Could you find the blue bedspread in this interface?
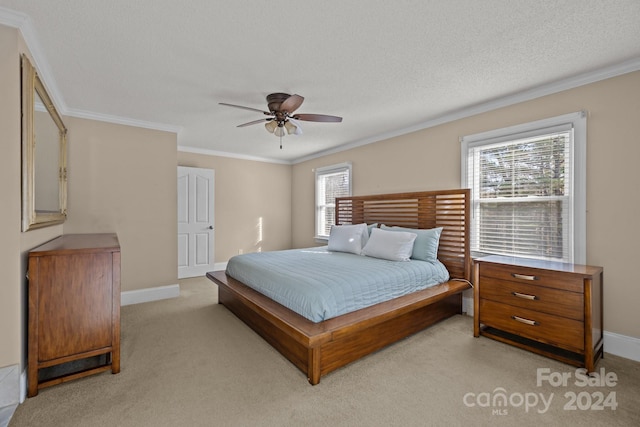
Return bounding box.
[225,246,450,322]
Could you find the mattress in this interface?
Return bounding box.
[225,246,450,322]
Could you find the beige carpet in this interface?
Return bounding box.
[10,276,640,427]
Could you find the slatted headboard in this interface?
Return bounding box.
[335,189,471,281]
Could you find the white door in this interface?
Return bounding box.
[178,166,215,278]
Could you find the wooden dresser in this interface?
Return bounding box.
[27,234,121,397]
[473,255,603,371]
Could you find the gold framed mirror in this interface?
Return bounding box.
[21,54,68,231]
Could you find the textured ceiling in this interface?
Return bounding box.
[2,1,640,163]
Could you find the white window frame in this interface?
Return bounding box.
[315,162,352,241]
[461,112,586,264]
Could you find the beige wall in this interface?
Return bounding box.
[293,71,640,339]
[0,24,24,369]
[0,24,178,371]
[0,25,65,370]
[178,152,292,262]
[64,118,178,292]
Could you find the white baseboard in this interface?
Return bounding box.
[462,291,474,316]
[20,370,25,404]
[0,364,19,426]
[604,331,640,363]
[121,284,180,306]
[178,264,226,280]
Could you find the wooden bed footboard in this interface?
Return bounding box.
[207,189,471,384]
[207,271,470,384]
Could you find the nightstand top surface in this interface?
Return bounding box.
[475,254,602,276]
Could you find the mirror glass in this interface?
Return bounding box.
[21,54,67,231]
[34,91,61,213]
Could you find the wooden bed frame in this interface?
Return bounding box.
[207,189,471,384]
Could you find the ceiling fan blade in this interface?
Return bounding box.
[292,113,342,123]
[219,102,270,115]
[237,118,273,127]
[279,94,304,113]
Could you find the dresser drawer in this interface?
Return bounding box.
[479,277,584,321]
[480,299,584,352]
[480,263,584,293]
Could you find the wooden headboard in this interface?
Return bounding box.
[335,188,471,281]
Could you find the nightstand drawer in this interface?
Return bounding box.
[480,263,584,293]
[480,299,584,352]
[479,278,584,321]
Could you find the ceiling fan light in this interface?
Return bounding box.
[284,120,297,135]
[265,120,277,133]
[288,118,303,135]
[274,125,286,137]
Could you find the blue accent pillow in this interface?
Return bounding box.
[381,225,443,262]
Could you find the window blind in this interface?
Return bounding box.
[466,128,574,262]
[315,163,351,238]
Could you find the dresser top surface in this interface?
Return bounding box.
[475,255,602,276]
[29,233,120,256]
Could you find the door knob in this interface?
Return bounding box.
[208,226,214,230]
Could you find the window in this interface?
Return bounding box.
[461,112,586,264]
[315,162,352,239]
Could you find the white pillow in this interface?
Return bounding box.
[327,223,368,255]
[361,228,417,261]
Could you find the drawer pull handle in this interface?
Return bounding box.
[512,273,537,281]
[511,315,538,326]
[511,291,538,300]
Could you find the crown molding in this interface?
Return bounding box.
[177,145,291,165]
[66,108,182,133]
[1,7,182,136]
[292,57,640,164]
[0,6,25,27]
[4,6,639,164]
[0,7,67,113]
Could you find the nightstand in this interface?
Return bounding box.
[473,255,603,371]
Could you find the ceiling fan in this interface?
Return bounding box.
[219,93,342,148]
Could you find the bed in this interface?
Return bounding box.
[207,188,471,384]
